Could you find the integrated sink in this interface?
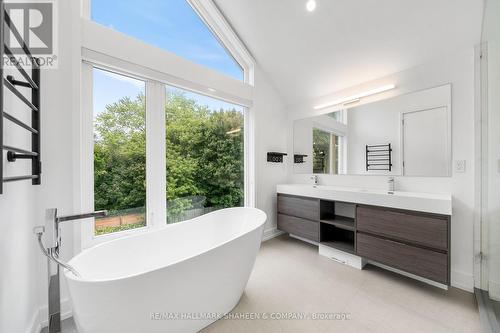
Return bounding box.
[277,184,452,215]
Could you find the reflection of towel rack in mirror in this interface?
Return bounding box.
[366,144,392,171]
[0,3,42,194]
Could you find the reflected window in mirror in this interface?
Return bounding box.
[326,110,346,124]
[313,128,344,174]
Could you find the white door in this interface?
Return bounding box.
[402,107,450,176]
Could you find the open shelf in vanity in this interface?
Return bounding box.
[320,225,355,253]
[319,200,356,254]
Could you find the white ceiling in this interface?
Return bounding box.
[214,0,483,106]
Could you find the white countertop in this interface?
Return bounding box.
[276,184,452,215]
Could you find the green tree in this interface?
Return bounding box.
[165,91,244,216]
[313,128,330,174]
[94,94,146,213]
[94,90,244,224]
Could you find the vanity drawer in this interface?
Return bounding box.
[278,214,319,242]
[356,205,448,250]
[278,194,319,221]
[357,233,448,284]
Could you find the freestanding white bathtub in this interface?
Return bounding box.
[64,207,267,333]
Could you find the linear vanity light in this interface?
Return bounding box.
[313,84,396,110]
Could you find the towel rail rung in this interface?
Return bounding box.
[3,145,38,156]
[3,11,38,65]
[3,175,39,182]
[3,112,38,134]
[4,46,38,89]
[4,79,38,111]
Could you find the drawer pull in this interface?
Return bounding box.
[384,238,407,246]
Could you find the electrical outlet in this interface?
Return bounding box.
[455,160,466,173]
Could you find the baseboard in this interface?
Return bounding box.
[262,227,284,242]
[451,269,475,292]
[28,299,72,333]
[489,280,500,301]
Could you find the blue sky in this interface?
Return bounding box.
[93,69,144,118]
[91,0,243,80]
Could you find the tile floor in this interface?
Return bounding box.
[43,235,481,333]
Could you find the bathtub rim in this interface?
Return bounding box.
[64,207,267,283]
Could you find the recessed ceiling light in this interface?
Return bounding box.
[306,0,316,12]
[207,88,216,92]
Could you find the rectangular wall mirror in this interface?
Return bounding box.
[293,84,452,177]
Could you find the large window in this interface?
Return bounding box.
[81,0,253,247]
[88,67,246,239]
[165,86,245,224]
[91,0,244,81]
[93,68,147,235]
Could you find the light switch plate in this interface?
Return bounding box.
[455,160,466,173]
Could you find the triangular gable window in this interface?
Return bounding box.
[91,0,244,81]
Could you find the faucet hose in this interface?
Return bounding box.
[36,232,82,278]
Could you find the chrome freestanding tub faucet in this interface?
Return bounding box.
[34,208,107,333]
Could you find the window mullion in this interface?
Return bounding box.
[146,81,166,229]
[80,62,95,249]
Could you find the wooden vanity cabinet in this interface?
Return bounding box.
[277,194,319,242]
[356,205,450,285]
[277,193,451,286]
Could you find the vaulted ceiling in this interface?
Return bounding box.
[214,0,483,105]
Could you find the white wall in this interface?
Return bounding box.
[0,70,44,333]
[292,118,314,174]
[0,1,90,332]
[287,49,477,291]
[252,68,288,238]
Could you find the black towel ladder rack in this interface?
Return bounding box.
[0,0,42,194]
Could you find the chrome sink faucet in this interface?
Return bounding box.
[34,208,107,333]
[387,176,395,194]
[310,175,319,186]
